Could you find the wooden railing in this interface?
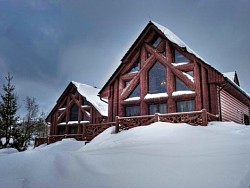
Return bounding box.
[35,109,219,147]
[84,122,115,141]
[35,122,115,147]
[115,109,219,133]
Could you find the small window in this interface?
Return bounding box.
[128,84,140,98]
[174,50,189,63]
[82,113,89,121]
[69,126,78,134]
[186,71,194,77]
[148,61,166,94]
[128,59,140,73]
[162,50,166,57]
[147,52,151,59]
[125,106,140,117]
[148,103,167,115]
[124,80,130,88]
[176,100,195,112]
[60,116,66,123]
[175,77,191,91]
[152,37,162,48]
[70,104,78,121]
[57,127,65,135]
[82,98,90,106]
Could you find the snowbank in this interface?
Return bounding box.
[0,122,250,188]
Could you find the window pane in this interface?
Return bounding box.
[186,71,194,77]
[176,77,191,91]
[148,62,166,94]
[128,84,140,98]
[125,106,140,117]
[152,37,162,48]
[149,103,167,115]
[69,126,78,134]
[175,50,189,63]
[176,100,195,112]
[159,103,167,114]
[128,59,140,73]
[82,113,89,121]
[57,127,65,135]
[70,104,78,121]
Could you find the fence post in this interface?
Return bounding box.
[201,109,208,126]
[115,116,119,133]
[154,113,160,122]
[47,136,50,145]
[82,124,86,141]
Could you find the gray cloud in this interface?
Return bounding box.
[0,0,249,117]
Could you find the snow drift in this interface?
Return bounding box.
[0,121,250,188]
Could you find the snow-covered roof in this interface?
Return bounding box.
[152,21,207,63]
[72,81,108,117]
[223,72,236,82]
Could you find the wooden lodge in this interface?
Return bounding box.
[99,21,250,125]
[36,21,250,147]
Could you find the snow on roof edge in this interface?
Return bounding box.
[71,81,108,117]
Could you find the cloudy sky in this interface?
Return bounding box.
[0,0,249,116]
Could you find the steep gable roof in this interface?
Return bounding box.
[99,21,249,101]
[47,82,108,121]
[72,81,108,116]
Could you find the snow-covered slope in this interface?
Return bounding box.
[0,122,250,188]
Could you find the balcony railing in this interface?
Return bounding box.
[35,109,219,147]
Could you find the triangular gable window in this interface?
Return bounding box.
[174,50,189,63]
[128,84,140,98]
[147,52,151,59]
[128,58,140,73]
[175,77,191,91]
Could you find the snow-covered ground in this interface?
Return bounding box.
[0,121,250,188]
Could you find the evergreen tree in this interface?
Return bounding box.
[0,73,19,148]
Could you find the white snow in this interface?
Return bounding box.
[58,107,66,111]
[172,62,189,66]
[72,81,108,116]
[172,90,195,96]
[153,21,207,64]
[1,121,250,188]
[183,72,194,82]
[124,96,140,101]
[144,92,168,99]
[223,71,236,82]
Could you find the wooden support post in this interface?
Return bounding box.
[154,113,160,122]
[82,124,86,141]
[115,116,119,133]
[201,109,208,126]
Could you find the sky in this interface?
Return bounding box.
[0,0,249,116]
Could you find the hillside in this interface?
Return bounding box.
[0,122,250,188]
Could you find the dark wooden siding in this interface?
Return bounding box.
[221,89,249,124]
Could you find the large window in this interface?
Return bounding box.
[125,106,140,117]
[176,100,195,112]
[148,61,166,94]
[148,103,167,115]
[128,84,140,98]
[175,77,191,91]
[174,50,189,63]
[70,104,78,121]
